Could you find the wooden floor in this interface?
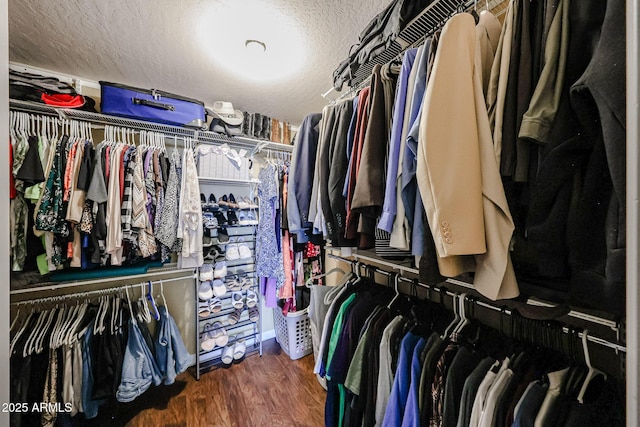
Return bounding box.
[88,339,326,427]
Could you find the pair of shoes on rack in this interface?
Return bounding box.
[203,212,219,229]
[221,333,246,364]
[236,196,258,209]
[213,261,227,279]
[227,307,243,325]
[231,290,258,310]
[203,245,225,262]
[238,210,259,225]
[201,321,228,352]
[198,297,223,318]
[201,193,219,208]
[227,274,252,292]
[226,240,252,261]
[218,194,239,209]
[198,279,227,300]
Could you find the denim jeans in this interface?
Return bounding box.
[116,319,163,403]
[155,305,193,385]
[81,324,104,419]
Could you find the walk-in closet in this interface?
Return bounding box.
[2,0,639,426]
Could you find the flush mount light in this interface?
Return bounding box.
[245,39,267,53]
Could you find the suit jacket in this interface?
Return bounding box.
[416,12,519,300]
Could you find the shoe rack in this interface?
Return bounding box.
[194,177,263,379]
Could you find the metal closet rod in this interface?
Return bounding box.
[327,253,626,353]
[10,275,190,307]
[10,268,196,296]
[326,249,619,331]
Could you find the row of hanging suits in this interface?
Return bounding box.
[310,271,623,427]
[292,0,626,316]
[9,293,192,427]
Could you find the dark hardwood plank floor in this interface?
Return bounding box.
[87,339,326,427]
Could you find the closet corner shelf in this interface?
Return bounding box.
[9,99,293,153]
[198,177,261,185]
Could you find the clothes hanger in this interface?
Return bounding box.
[9,307,21,335]
[33,307,57,355]
[54,302,76,348]
[453,293,470,335]
[386,273,401,309]
[158,279,168,313]
[577,329,607,403]
[125,285,137,325]
[10,310,33,355]
[442,293,460,339]
[305,266,346,288]
[146,281,160,321]
[138,283,152,324]
[22,309,45,356]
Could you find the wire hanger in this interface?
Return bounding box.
[577,329,607,403]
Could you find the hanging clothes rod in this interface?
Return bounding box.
[10,268,196,296]
[326,249,619,331]
[327,252,624,352]
[10,275,188,307]
[329,253,626,353]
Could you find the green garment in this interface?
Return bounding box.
[325,293,357,381]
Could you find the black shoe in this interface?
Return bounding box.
[227,210,239,225]
[214,210,228,225]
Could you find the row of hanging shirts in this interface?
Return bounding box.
[9,111,204,274]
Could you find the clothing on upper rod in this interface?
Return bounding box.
[9,112,205,282]
[292,0,626,316]
[312,268,624,427]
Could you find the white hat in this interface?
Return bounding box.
[210,101,244,126]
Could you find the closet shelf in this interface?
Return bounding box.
[9,99,293,153]
[327,0,505,97]
[9,266,196,297]
[198,177,262,185]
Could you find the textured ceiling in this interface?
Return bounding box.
[9,0,391,125]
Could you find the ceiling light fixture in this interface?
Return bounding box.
[245,39,267,54]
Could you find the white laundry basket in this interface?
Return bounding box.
[273,307,313,360]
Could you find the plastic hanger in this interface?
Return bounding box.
[305,266,346,288]
[146,281,160,321]
[54,303,76,348]
[386,273,401,309]
[158,279,168,313]
[442,293,460,339]
[577,330,607,403]
[111,295,122,334]
[137,283,152,324]
[9,307,21,335]
[10,310,34,356]
[453,293,470,335]
[125,285,137,325]
[33,307,57,355]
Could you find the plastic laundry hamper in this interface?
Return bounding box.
[273,307,313,360]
